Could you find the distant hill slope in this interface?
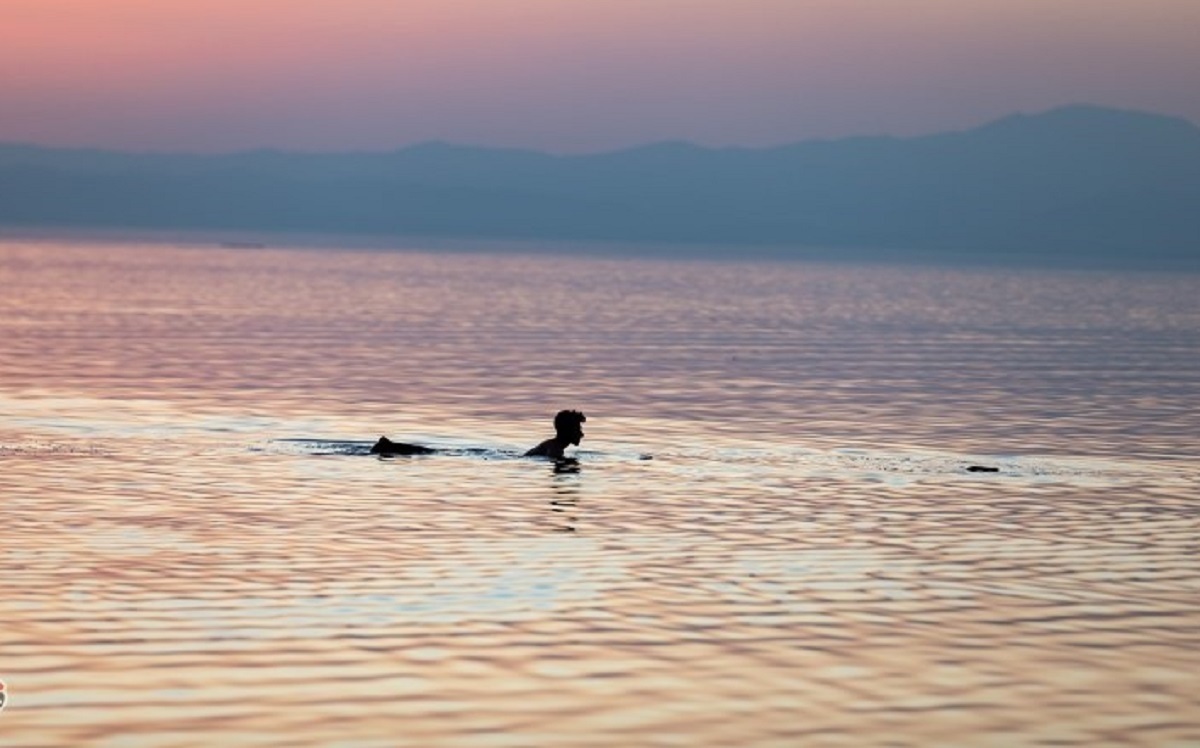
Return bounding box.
[2,104,1198,261]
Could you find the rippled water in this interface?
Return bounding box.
[2,238,1198,746]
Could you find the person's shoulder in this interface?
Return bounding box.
[525,439,557,458]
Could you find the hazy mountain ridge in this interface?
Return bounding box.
[2,104,1198,261]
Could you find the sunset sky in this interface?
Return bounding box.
[3,0,1198,153]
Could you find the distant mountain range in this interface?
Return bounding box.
[2,104,1198,263]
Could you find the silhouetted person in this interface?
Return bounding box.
[525,410,586,459]
[369,410,587,458]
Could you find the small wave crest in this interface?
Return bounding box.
[0,441,107,457]
[265,439,524,460]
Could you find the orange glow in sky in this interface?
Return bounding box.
[2,0,1198,152]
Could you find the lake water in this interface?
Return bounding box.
[1,237,1198,747]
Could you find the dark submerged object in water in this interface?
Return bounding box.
[370,436,436,456]
[967,465,1000,473]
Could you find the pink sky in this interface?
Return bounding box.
[2,0,1198,152]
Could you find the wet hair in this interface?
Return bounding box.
[554,409,586,435]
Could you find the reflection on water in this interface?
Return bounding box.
[2,238,1199,746]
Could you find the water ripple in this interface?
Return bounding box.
[2,239,1198,746]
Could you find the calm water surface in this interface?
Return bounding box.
[2,239,1198,746]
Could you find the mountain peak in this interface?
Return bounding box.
[975,104,1200,139]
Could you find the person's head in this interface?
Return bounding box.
[554,409,586,445]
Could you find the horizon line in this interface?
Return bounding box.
[2,102,1196,159]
